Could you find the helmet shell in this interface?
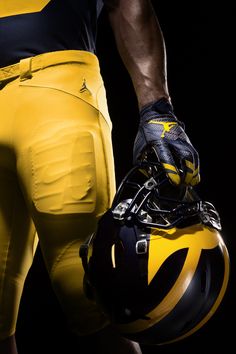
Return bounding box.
[89,211,230,345]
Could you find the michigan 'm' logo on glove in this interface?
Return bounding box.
[133,98,200,186]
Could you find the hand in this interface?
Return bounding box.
[133,98,200,186]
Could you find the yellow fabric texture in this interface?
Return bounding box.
[0,50,116,339]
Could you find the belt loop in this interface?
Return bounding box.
[19,57,33,81]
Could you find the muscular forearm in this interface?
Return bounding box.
[105,0,170,108]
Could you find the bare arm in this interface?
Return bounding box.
[104,0,170,109]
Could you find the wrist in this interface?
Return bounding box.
[140,97,174,115]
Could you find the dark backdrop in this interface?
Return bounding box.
[16,2,234,353]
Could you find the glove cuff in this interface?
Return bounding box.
[139,97,185,129]
[140,97,174,116]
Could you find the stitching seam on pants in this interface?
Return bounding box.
[49,239,79,279]
[19,84,101,114]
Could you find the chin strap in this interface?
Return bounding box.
[79,233,95,273]
[79,233,97,300]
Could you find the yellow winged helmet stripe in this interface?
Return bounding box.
[117,225,229,335]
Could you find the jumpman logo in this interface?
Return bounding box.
[148,121,177,138]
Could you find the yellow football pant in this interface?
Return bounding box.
[0,50,116,340]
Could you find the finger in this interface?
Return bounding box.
[190,166,200,186]
[133,133,147,164]
[163,162,181,185]
[172,139,200,186]
[190,150,201,186]
[153,144,181,185]
[183,159,195,184]
[182,159,200,185]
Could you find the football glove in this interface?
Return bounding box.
[133,98,200,186]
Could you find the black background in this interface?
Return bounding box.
[16,2,234,353]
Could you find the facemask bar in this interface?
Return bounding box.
[112,162,221,231]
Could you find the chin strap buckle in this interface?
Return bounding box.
[136,239,148,254]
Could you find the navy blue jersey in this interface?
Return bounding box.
[0,0,104,67]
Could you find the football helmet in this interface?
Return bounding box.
[80,158,230,345]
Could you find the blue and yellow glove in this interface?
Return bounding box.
[133,98,200,186]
